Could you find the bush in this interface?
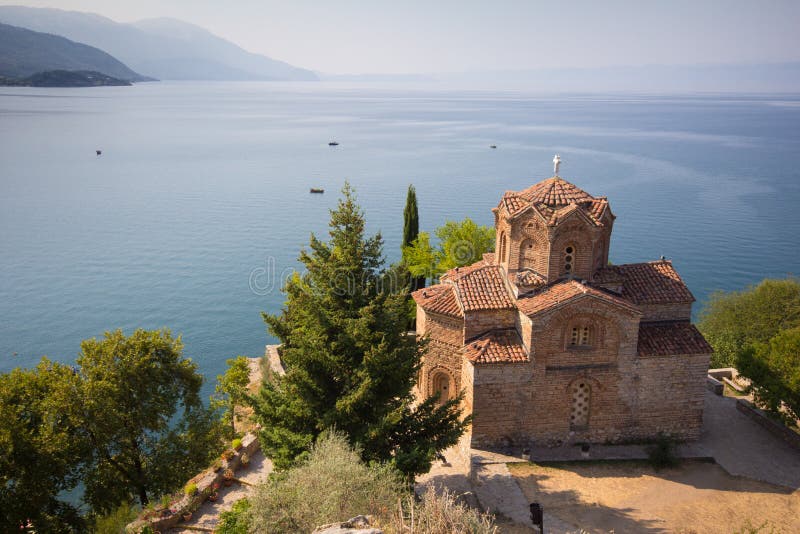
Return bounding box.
[234,432,497,533]
[217,499,251,534]
[394,489,497,534]
[248,432,406,533]
[645,433,679,470]
[92,502,138,534]
[184,482,198,496]
[232,438,243,450]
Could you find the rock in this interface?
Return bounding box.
[312,515,383,534]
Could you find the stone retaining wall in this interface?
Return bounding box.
[736,399,800,452]
[125,433,260,533]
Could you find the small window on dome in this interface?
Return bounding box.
[563,245,575,274]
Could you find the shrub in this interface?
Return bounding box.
[646,433,679,470]
[221,449,235,460]
[92,502,138,534]
[217,499,251,534]
[247,432,406,533]
[232,438,243,450]
[393,489,497,534]
[184,482,198,496]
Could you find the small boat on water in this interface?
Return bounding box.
[310,188,325,194]
[96,149,102,155]
[489,145,497,149]
[328,141,339,146]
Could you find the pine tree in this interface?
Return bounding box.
[402,184,425,291]
[252,183,468,479]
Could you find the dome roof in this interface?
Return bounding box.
[516,176,594,207]
[495,176,611,227]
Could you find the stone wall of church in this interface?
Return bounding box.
[417,308,464,401]
[464,309,517,340]
[632,352,710,440]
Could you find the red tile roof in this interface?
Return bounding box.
[517,280,641,316]
[412,284,463,318]
[517,177,594,206]
[516,269,546,287]
[595,261,695,305]
[497,177,610,227]
[449,263,516,312]
[637,322,713,356]
[463,329,528,364]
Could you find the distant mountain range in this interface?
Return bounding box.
[0,5,317,81]
[0,22,147,82]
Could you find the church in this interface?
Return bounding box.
[412,158,712,449]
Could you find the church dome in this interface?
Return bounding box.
[516,176,594,207]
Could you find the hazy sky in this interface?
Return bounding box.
[2,0,799,74]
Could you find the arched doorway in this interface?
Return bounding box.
[432,372,451,406]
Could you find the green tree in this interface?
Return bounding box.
[252,183,468,479]
[737,327,800,422]
[73,328,223,512]
[402,184,425,292]
[403,217,495,282]
[212,356,251,437]
[0,359,88,532]
[698,277,800,368]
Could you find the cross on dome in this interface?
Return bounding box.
[553,154,562,176]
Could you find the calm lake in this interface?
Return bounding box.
[1,82,799,395]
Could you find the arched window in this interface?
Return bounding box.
[563,245,575,275]
[499,232,507,262]
[570,325,592,347]
[432,372,451,407]
[570,381,591,429]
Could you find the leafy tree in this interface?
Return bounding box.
[212,356,251,437]
[402,184,425,292]
[72,328,223,511]
[0,359,88,532]
[737,327,800,423]
[698,277,800,368]
[252,183,468,479]
[403,217,495,282]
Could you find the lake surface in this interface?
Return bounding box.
[1,82,799,396]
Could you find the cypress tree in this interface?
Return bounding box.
[402,185,425,291]
[252,183,468,479]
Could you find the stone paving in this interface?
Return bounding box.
[170,449,273,533]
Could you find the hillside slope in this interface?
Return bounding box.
[0,6,317,81]
[0,22,147,81]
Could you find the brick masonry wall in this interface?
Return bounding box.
[638,302,693,321]
[417,308,464,401]
[464,309,517,340]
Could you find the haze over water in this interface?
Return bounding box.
[1,82,798,396]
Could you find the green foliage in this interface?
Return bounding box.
[645,433,679,470]
[211,356,251,438]
[402,184,420,249]
[0,359,88,532]
[217,498,251,534]
[74,328,223,513]
[402,184,425,293]
[184,482,198,496]
[737,327,800,423]
[247,433,405,533]
[698,277,800,368]
[91,502,138,534]
[402,218,495,282]
[232,437,243,450]
[253,183,469,479]
[241,433,496,534]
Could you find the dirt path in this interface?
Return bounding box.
[510,460,800,533]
